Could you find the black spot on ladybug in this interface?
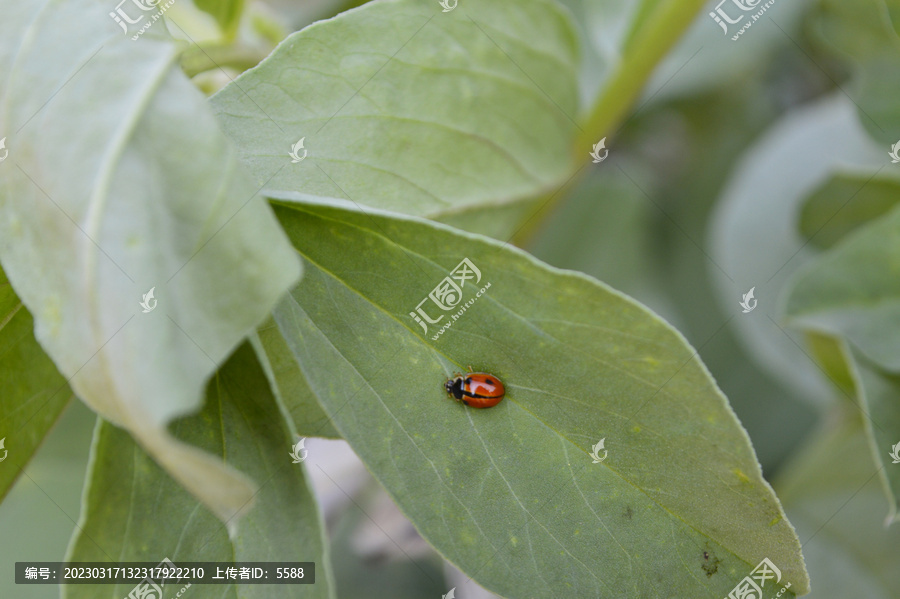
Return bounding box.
[465,377,472,385]
[485,379,494,385]
[462,400,469,406]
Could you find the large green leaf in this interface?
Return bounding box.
[0,264,72,501]
[268,195,808,598]
[776,410,900,598]
[0,0,300,525]
[209,0,579,238]
[798,171,900,249]
[64,342,334,599]
[785,202,900,372]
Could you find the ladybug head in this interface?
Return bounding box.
[444,376,464,400]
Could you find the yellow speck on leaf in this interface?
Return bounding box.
[732,468,751,484]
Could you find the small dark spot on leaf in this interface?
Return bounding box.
[623,506,633,520]
[701,551,720,577]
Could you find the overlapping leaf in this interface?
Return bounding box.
[786,204,900,522]
[0,0,300,525]
[64,342,334,599]
[209,0,579,238]
[268,195,808,598]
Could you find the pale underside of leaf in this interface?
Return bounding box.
[0,0,300,527]
[268,196,808,598]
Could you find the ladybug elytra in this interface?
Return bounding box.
[444,369,505,408]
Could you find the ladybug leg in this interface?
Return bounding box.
[466,364,474,373]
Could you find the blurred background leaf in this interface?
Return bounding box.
[798,172,900,249]
[0,400,95,599]
[776,409,900,598]
[813,0,900,144]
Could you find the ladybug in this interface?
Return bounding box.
[444,368,505,408]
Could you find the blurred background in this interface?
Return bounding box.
[4,0,900,596]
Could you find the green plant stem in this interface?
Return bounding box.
[181,42,269,78]
[577,0,708,152]
[513,0,708,246]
